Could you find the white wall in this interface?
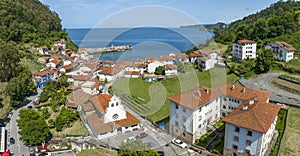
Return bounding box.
[232,42,257,61]
[261,116,277,155]
[104,96,127,123]
[224,123,263,156]
[148,61,164,73]
[121,124,140,133]
[165,69,177,76]
[265,44,294,62]
[97,129,118,140]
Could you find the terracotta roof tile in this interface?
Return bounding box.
[116,112,140,127]
[223,101,281,133]
[81,102,95,112]
[124,71,140,75]
[275,41,296,51]
[237,39,256,43]
[66,102,77,109]
[35,70,49,77]
[86,113,115,134]
[160,55,174,61]
[190,51,201,57]
[165,64,177,70]
[89,94,112,114]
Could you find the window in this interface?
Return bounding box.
[215,114,218,119]
[183,118,186,123]
[111,103,114,107]
[233,145,238,150]
[247,131,252,136]
[175,104,179,109]
[233,136,239,142]
[199,115,202,121]
[246,140,251,146]
[233,153,237,156]
[183,107,186,112]
[223,97,227,101]
[235,127,240,133]
[112,114,119,119]
[223,105,226,109]
[216,106,218,111]
[216,98,218,102]
[175,121,179,126]
[199,107,202,112]
[198,124,201,129]
[183,132,186,137]
[116,102,119,106]
[175,113,178,118]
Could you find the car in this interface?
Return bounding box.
[157,151,164,156]
[123,136,136,143]
[9,137,15,144]
[145,142,154,148]
[29,146,35,156]
[171,139,187,148]
[27,106,33,109]
[135,132,148,139]
[38,152,51,156]
[8,112,13,118]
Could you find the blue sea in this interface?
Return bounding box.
[67,27,213,61]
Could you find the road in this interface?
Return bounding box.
[6,89,42,156]
[239,73,300,105]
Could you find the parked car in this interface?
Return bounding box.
[157,151,164,156]
[29,146,35,156]
[8,112,13,118]
[171,139,187,148]
[145,142,154,148]
[9,137,15,144]
[135,132,148,139]
[123,136,136,143]
[38,152,51,156]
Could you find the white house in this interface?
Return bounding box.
[97,66,124,82]
[82,94,140,139]
[189,51,201,64]
[176,53,189,64]
[38,46,48,55]
[81,81,98,95]
[160,55,174,65]
[165,64,177,76]
[198,50,223,71]
[265,41,295,62]
[168,84,280,156]
[124,71,140,78]
[147,61,164,74]
[232,40,257,61]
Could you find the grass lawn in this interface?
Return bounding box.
[270,108,288,156]
[0,82,11,119]
[111,67,239,122]
[20,58,42,74]
[50,120,88,137]
[77,148,118,156]
[279,107,300,156]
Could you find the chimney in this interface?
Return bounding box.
[242,105,248,110]
[249,100,254,105]
[231,85,235,90]
[241,87,245,93]
[196,91,201,97]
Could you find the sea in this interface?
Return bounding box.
[67,27,213,61]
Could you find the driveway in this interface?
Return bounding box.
[6,89,42,156]
[239,73,300,105]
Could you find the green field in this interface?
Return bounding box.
[280,107,300,156]
[111,67,239,122]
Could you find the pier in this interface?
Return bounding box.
[84,45,132,54]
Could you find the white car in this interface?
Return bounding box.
[123,136,136,143]
[171,139,187,148]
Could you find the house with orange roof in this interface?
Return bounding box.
[168,84,280,156]
[124,71,140,78]
[189,51,201,64]
[147,61,164,74]
[46,58,61,69]
[160,55,174,65]
[175,53,189,64]
[165,64,177,76]
[97,66,124,82]
[77,94,140,139]
[38,46,48,54]
[232,40,257,61]
[265,41,295,62]
[34,70,50,87]
[198,50,224,71]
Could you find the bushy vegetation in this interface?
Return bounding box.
[55,107,79,131]
[271,108,288,156]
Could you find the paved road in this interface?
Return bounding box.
[6,89,42,156]
[239,73,300,105]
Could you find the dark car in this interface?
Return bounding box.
[29,146,35,156]
[9,137,15,144]
[135,132,148,139]
[27,106,33,109]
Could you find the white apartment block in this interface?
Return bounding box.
[265,41,295,62]
[168,84,280,156]
[232,40,257,61]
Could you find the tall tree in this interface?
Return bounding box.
[256,49,275,73]
[17,109,51,145]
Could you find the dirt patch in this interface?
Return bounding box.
[271,78,300,95]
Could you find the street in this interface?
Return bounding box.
[6,89,42,156]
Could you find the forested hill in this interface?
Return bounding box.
[214,0,300,49]
[0,0,76,49]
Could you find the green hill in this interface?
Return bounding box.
[214,0,300,51]
[0,0,76,49]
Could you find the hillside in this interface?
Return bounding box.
[0,0,77,49]
[180,22,227,31]
[214,0,300,51]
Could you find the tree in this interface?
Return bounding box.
[17,109,51,145]
[5,68,36,107]
[55,107,79,131]
[256,49,275,73]
[58,73,68,88]
[0,41,23,82]
[154,66,165,75]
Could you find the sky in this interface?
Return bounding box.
[40,0,279,28]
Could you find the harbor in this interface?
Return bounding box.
[85,45,132,54]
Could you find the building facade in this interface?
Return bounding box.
[232,40,257,61]
[168,84,280,156]
[265,42,295,62]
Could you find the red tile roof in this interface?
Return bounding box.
[223,101,281,133]
[62,63,76,71]
[124,71,140,75]
[89,94,112,114]
[160,55,174,61]
[35,70,50,77]
[116,112,140,127]
[275,41,296,51]
[86,113,115,134]
[190,51,201,57]
[165,64,177,70]
[99,67,122,75]
[168,84,271,110]
[66,102,77,109]
[237,39,256,43]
